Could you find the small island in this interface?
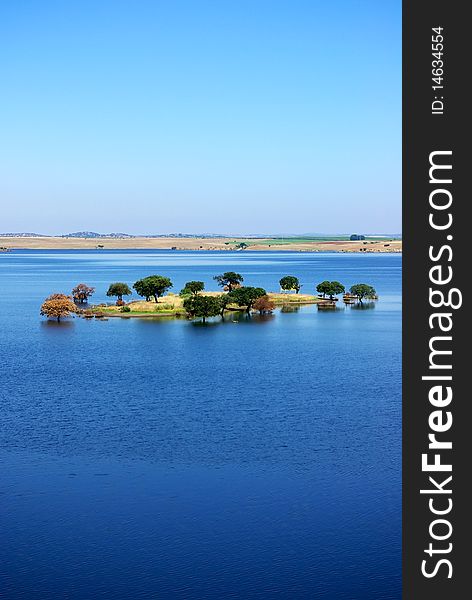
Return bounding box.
[86,291,323,320]
[40,272,378,323]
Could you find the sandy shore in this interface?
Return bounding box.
[0,236,402,253]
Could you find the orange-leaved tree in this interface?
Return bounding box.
[40,293,77,322]
[252,295,276,314]
[72,283,95,304]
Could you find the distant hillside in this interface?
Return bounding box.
[62,232,230,238]
[60,231,136,238]
[0,232,47,237]
[1,231,403,240]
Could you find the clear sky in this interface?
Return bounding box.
[0,0,401,235]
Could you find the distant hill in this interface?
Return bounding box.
[0,232,47,237]
[62,232,231,238]
[60,231,136,238]
[1,231,403,239]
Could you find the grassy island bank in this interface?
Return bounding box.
[84,292,324,319]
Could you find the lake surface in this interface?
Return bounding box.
[0,250,401,599]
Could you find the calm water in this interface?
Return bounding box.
[0,250,401,599]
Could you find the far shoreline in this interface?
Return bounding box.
[0,236,402,253]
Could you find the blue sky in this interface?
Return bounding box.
[0,1,401,235]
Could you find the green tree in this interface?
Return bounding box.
[213,271,244,292]
[180,281,205,296]
[327,281,345,299]
[227,286,266,313]
[235,242,248,250]
[106,282,132,304]
[218,293,232,317]
[316,280,345,300]
[183,295,222,323]
[133,275,173,302]
[316,280,330,298]
[279,275,301,294]
[350,283,377,302]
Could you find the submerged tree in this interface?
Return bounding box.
[316,280,345,300]
[40,293,77,322]
[106,282,132,304]
[279,275,301,294]
[183,295,222,323]
[218,293,232,317]
[72,283,95,304]
[350,283,377,302]
[253,295,276,314]
[213,271,244,292]
[227,286,266,314]
[180,281,205,296]
[133,275,173,302]
[316,281,330,298]
[327,281,345,299]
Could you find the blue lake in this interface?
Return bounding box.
[0,250,401,599]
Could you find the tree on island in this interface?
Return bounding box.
[316,281,330,298]
[213,271,244,292]
[133,275,173,302]
[253,295,276,314]
[350,283,377,302]
[180,281,205,296]
[227,286,266,314]
[279,275,301,294]
[40,293,77,322]
[72,283,95,304]
[183,295,222,323]
[106,282,132,305]
[316,280,345,300]
[235,242,248,250]
[218,293,232,317]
